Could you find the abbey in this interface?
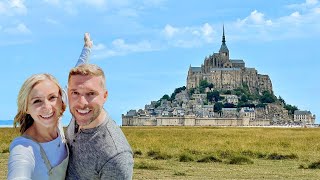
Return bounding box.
[122,26,316,127]
[187,26,272,94]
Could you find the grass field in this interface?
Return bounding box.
[1,126,320,179]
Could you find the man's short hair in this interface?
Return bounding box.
[68,64,106,88]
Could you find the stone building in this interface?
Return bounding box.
[186,26,273,94]
[294,110,316,124]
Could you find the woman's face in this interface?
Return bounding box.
[27,79,63,128]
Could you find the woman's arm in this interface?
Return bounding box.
[7,143,35,180]
[75,33,93,67]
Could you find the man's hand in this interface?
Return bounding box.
[84,33,93,48]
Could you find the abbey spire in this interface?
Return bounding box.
[219,25,229,58]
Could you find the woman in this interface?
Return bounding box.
[7,33,92,180]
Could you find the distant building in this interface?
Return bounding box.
[294,110,316,124]
[186,26,272,94]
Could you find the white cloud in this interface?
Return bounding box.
[92,39,157,59]
[3,23,31,34]
[163,24,179,38]
[161,23,216,48]
[201,23,214,43]
[43,0,60,6]
[286,0,318,10]
[0,0,27,16]
[81,0,107,9]
[93,43,106,51]
[45,17,60,25]
[237,10,273,26]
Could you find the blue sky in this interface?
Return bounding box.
[0,0,319,125]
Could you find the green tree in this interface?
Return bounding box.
[170,86,186,100]
[214,102,223,112]
[278,96,286,105]
[161,94,170,101]
[259,91,276,104]
[207,90,220,102]
[224,103,235,108]
[284,104,298,115]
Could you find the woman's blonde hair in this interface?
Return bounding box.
[14,74,66,134]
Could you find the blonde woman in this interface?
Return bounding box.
[7,33,92,180]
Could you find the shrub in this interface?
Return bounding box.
[197,155,222,163]
[153,153,172,160]
[147,150,160,157]
[174,171,187,176]
[218,150,234,159]
[229,156,253,165]
[267,153,298,160]
[134,161,160,170]
[308,161,320,169]
[2,148,9,153]
[147,150,172,160]
[240,150,256,158]
[179,153,194,162]
[133,149,143,157]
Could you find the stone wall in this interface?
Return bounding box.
[122,115,270,126]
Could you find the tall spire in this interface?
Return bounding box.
[222,24,226,45]
[219,25,229,54]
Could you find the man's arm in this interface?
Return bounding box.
[75,32,93,67]
[99,152,134,180]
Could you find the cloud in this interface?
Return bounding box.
[92,39,158,59]
[43,0,60,6]
[161,23,216,48]
[236,10,273,27]
[45,17,60,25]
[201,23,214,43]
[286,0,318,10]
[0,0,27,16]
[3,23,31,34]
[163,24,178,38]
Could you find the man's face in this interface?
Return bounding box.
[68,75,108,127]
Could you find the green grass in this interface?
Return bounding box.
[1,126,320,179]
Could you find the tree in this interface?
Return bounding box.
[214,102,223,112]
[284,104,298,115]
[224,103,235,108]
[278,96,286,105]
[207,90,220,102]
[240,94,248,103]
[189,88,195,96]
[170,86,186,100]
[259,91,276,104]
[161,94,170,101]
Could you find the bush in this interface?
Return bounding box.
[267,153,298,160]
[174,171,187,176]
[179,153,194,162]
[133,149,143,157]
[240,150,256,158]
[153,153,172,160]
[147,150,172,160]
[308,161,320,169]
[229,156,253,165]
[134,161,160,170]
[218,150,234,159]
[147,150,160,157]
[197,155,222,163]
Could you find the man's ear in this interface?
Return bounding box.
[104,90,108,102]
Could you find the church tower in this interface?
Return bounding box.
[219,25,229,60]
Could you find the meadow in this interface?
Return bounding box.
[1,126,320,179]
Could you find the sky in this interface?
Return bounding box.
[0,0,319,125]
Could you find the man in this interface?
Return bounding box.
[65,49,134,178]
